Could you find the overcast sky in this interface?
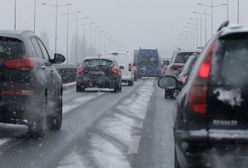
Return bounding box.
[0,0,247,58]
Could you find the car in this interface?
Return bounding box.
[103,52,134,86]
[159,22,248,168]
[177,54,198,84]
[166,50,199,77]
[163,54,197,99]
[76,57,122,92]
[0,30,65,137]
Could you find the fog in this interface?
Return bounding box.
[0,0,248,60]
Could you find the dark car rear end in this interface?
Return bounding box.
[76,58,122,92]
[174,27,248,167]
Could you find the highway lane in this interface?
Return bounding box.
[0,80,145,168]
[0,78,176,168]
[57,79,175,168]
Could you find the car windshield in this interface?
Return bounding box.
[174,52,193,63]
[1,1,248,168]
[0,37,25,58]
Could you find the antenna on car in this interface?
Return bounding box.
[217,20,230,32]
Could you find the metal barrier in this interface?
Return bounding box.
[54,64,77,84]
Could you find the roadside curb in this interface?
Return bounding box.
[63,82,76,90]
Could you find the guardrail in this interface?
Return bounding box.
[54,64,77,84]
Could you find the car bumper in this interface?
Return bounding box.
[175,129,248,167]
[0,95,41,125]
[76,76,120,88]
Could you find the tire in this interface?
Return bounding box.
[76,85,85,92]
[175,147,181,168]
[49,93,62,130]
[28,93,48,137]
[128,81,134,86]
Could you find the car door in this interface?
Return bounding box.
[30,37,50,93]
[36,38,59,103]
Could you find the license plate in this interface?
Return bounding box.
[91,71,104,75]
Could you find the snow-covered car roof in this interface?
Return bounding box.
[220,25,248,37]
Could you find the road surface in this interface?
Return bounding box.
[0,78,175,168]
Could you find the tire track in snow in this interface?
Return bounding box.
[58,79,155,168]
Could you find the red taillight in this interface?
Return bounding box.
[4,58,35,71]
[112,66,119,74]
[182,75,188,83]
[188,41,216,114]
[1,89,34,96]
[77,66,84,74]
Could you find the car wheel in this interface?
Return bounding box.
[119,85,122,92]
[28,93,48,137]
[49,93,62,130]
[76,85,85,92]
[175,148,181,168]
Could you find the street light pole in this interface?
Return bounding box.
[211,0,213,36]
[227,0,229,20]
[198,2,227,37]
[42,1,71,54]
[14,0,17,30]
[237,0,240,23]
[55,0,58,53]
[34,0,36,32]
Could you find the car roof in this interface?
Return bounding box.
[220,25,248,37]
[83,57,116,61]
[0,29,35,40]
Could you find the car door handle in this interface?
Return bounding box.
[41,65,45,70]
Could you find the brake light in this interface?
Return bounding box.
[112,66,119,74]
[182,75,188,83]
[77,66,84,74]
[1,89,34,96]
[188,41,216,114]
[4,58,35,71]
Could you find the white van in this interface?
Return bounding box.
[103,52,134,86]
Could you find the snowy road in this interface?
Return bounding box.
[0,79,175,168]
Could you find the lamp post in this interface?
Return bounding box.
[198,2,227,36]
[193,11,210,45]
[237,0,240,23]
[33,0,36,32]
[63,10,81,64]
[14,0,17,30]
[42,1,71,53]
[184,26,195,49]
[186,23,198,47]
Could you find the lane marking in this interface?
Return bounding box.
[128,135,141,155]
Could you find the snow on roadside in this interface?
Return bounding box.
[58,80,155,168]
[58,151,89,168]
[91,135,131,168]
[90,80,154,168]
[63,93,103,114]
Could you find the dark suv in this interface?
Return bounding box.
[159,22,248,167]
[0,30,65,137]
[76,58,122,92]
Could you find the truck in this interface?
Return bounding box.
[135,49,160,77]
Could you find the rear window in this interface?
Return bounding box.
[83,59,114,67]
[211,38,248,86]
[174,52,193,63]
[0,37,25,58]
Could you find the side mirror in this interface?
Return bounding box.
[158,76,179,89]
[119,66,124,70]
[52,53,65,64]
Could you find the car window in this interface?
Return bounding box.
[37,39,50,61]
[30,37,43,58]
[174,52,193,63]
[0,37,25,58]
[83,59,114,67]
[213,39,248,86]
